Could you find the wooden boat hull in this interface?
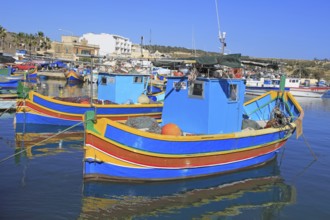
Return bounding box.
[83,91,303,181]
[15,91,163,127]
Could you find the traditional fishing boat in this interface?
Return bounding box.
[83,62,304,181]
[15,72,163,128]
[80,159,295,219]
[64,68,84,82]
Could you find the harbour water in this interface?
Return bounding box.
[0,79,330,219]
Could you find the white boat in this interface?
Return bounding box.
[245,77,330,98]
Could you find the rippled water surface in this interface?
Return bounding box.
[0,79,330,219]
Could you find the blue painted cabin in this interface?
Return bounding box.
[162,77,245,134]
[97,73,150,104]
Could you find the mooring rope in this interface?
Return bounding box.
[0,121,84,165]
[301,133,318,160]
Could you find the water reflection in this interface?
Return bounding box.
[79,159,295,219]
[14,125,83,161]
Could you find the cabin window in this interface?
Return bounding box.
[229,84,238,101]
[189,81,204,98]
[133,76,143,83]
[101,76,107,85]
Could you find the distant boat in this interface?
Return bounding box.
[64,69,84,82]
[15,72,164,128]
[246,77,330,98]
[83,63,304,182]
[0,79,20,88]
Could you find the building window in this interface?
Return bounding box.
[81,50,90,55]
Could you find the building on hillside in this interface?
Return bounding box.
[0,32,17,56]
[49,35,100,61]
[81,33,132,57]
[131,43,150,58]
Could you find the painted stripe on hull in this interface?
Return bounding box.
[84,151,277,181]
[15,109,162,125]
[32,95,163,115]
[84,134,286,168]
[15,111,83,126]
[15,100,162,125]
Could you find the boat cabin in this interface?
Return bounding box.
[162,77,245,134]
[97,72,149,104]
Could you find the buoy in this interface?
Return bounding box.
[173,71,183,77]
[138,94,150,104]
[161,123,182,136]
[81,100,90,104]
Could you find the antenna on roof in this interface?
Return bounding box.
[215,0,226,54]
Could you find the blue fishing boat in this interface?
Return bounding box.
[0,79,20,88]
[83,56,304,181]
[15,72,163,128]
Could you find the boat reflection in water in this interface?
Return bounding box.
[15,124,83,159]
[80,159,295,219]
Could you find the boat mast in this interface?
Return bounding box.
[90,55,94,105]
[215,0,226,54]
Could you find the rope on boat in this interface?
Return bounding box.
[0,121,85,165]
[301,133,318,160]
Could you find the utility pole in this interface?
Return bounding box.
[140,36,144,58]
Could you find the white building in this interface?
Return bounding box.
[80,33,132,57]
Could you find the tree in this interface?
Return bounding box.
[15,32,26,49]
[0,25,7,52]
[36,31,51,51]
[292,66,310,78]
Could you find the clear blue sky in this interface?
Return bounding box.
[1,0,329,60]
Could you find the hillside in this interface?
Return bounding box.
[146,45,330,81]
